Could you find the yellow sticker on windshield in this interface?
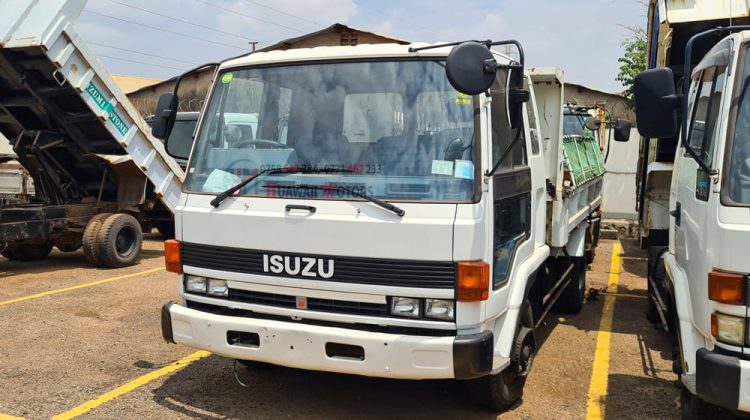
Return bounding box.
[455,92,471,105]
[221,73,234,84]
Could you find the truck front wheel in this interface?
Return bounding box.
[466,304,535,411]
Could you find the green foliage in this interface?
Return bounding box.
[616,37,646,110]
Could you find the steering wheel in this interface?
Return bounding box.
[235,139,286,149]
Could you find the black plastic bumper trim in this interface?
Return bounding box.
[161,302,175,344]
[696,347,741,411]
[453,330,493,379]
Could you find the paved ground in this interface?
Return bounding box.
[0,236,682,419]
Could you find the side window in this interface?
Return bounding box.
[490,70,528,170]
[688,66,727,167]
[342,93,403,143]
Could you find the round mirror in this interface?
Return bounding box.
[446,42,496,95]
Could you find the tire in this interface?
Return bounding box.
[465,304,535,411]
[555,258,586,314]
[95,213,143,268]
[585,248,595,265]
[82,213,111,266]
[8,243,53,261]
[55,236,82,253]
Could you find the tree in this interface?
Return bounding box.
[616,0,648,110]
[616,36,646,110]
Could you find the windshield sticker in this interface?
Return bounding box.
[221,73,234,84]
[454,160,474,179]
[455,92,471,105]
[431,160,454,176]
[203,169,241,193]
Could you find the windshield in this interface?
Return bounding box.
[185,60,479,202]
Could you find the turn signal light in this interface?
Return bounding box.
[457,261,489,302]
[708,271,746,305]
[164,239,182,274]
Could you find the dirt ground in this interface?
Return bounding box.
[0,236,683,419]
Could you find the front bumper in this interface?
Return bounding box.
[162,302,492,380]
[695,348,750,413]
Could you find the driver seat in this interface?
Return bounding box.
[295,121,350,167]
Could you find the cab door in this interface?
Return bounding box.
[672,50,729,333]
[486,69,534,303]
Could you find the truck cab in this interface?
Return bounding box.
[155,41,609,411]
[636,29,750,417]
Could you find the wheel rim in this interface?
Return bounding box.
[115,226,138,257]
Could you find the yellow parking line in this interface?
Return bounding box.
[585,243,622,420]
[598,292,646,300]
[0,267,164,307]
[51,351,210,420]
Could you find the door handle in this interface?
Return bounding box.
[285,204,316,214]
[670,202,681,226]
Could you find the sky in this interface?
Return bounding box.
[75,0,647,93]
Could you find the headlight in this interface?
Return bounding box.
[185,275,207,294]
[712,312,745,346]
[207,279,228,297]
[390,297,420,318]
[425,299,455,321]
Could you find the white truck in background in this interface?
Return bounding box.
[0,133,34,205]
[155,40,630,410]
[635,1,750,417]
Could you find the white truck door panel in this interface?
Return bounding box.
[675,62,729,337]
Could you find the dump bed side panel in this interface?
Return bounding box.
[529,67,603,249]
[0,0,183,212]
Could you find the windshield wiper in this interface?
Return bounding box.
[210,167,351,208]
[276,184,405,217]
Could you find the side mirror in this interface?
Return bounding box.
[151,92,177,140]
[634,67,681,139]
[446,42,497,95]
[613,119,632,142]
[446,41,528,130]
[585,117,601,131]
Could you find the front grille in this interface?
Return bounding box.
[181,242,456,289]
[185,300,456,337]
[224,288,389,317]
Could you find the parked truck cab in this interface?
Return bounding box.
[156,41,614,410]
[636,29,750,417]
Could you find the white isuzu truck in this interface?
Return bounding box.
[635,20,750,420]
[156,40,629,410]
